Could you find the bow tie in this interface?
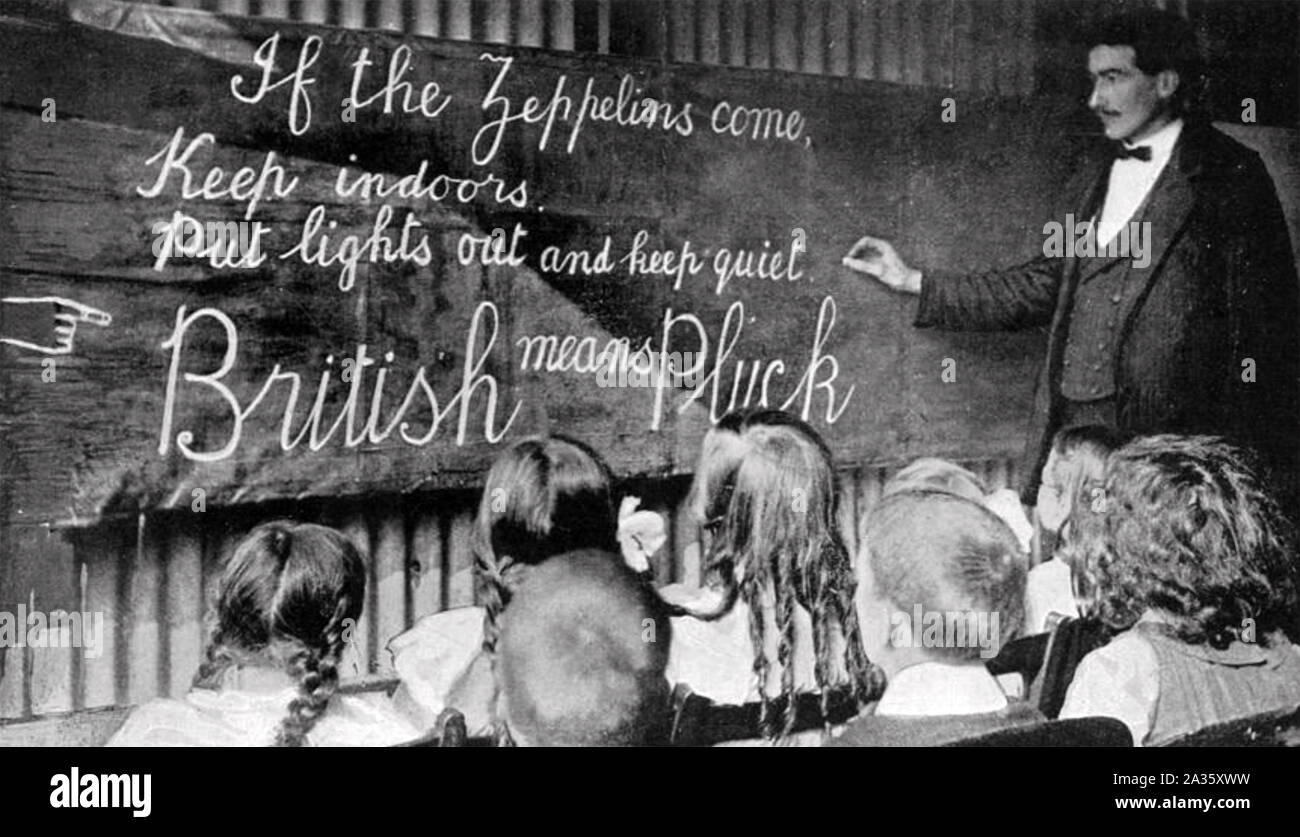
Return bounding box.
[1113,143,1153,162]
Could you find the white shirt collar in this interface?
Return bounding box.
[875,661,1009,716]
[1122,117,1183,168]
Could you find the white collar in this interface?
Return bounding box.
[1121,117,1183,167]
[875,661,1009,716]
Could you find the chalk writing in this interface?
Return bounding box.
[229,33,321,136]
[137,127,299,221]
[158,301,520,461]
[278,204,433,292]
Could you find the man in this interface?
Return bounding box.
[845,10,1299,506]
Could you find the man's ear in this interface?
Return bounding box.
[1155,69,1181,102]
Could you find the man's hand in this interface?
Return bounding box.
[843,236,923,294]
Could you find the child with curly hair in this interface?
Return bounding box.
[1060,435,1300,745]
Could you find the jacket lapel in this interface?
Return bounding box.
[1115,125,1203,312]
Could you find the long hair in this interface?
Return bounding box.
[682,409,883,739]
[472,435,620,743]
[191,521,366,747]
[1072,435,1299,648]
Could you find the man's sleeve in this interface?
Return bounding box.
[914,253,1063,332]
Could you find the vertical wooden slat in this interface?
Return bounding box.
[408,503,445,621]
[259,0,291,19]
[1015,0,1036,96]
[412,0,442,36]
[80,533,121,709]
[878,0,902,82]
[746,0,771,69]
[952,0,974,92]
[932,0,954,89]
[299,0,329,24]
[202,520,236,633]
[723,0,746,66]
[801,0,827,75]
[838,467,859,561]
[165,528,203,698]
[377,0,405,30]
[484,0,511,43]
[518,0,546,46]
[172,0,204,9]
[771,0,798,71]
[669,0,696,62]
[974,0,997,95]
[672,493,698,586]
[826,0,851,76]
[0,640,24,718]
[902,0,925,85]
[338,0,366,29]
[215,0,251,15]
[30,588,74,716]
[447,509,476,608]
[547,0,576,50]
[372,511,407,673]
[446,0,473,39]
[127,518,165,706]
[697,0,721,65]
[852,0,876,79]
[338,513,372,678]
[596,0,611,52]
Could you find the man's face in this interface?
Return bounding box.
[1087,45,1176,142]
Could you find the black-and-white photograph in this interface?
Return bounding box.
[1,0,1297,792]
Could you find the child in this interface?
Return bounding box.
[666,409,882,743]
[496,549,672,746]
[109,521,418,746]
[831,490,1038,746]
[388,435,624,738]
[1025,425,1127,634]
[883,456,1034,554]
[1060,435,1300,746]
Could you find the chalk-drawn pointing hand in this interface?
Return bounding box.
[843,236,923,295]
[0,296,113,356]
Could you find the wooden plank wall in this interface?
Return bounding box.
[0,0,1036,725]
[135,0,1046,94]
[0,457,1015,721]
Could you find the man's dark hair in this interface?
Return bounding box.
[1088,9,1204,114]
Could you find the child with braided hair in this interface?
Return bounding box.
[665,409,884,744]
[388,434,631,740]
[109,521,418,746]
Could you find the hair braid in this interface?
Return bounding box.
[741,566,773,738]
[805,544,835,732]
[274,598,348,747]
[774,552,799,740]
[191,634,237,691]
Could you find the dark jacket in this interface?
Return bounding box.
[915,121,1300,503]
